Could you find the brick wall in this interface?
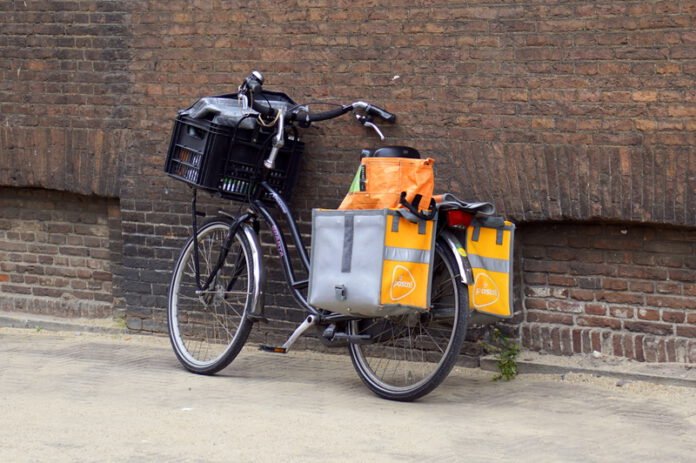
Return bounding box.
[0,187,122,318]
[1,1,695,363]
[0,0,129,197]
[122,1,696,353]
[125,0,696,225]
[520,222,696,362]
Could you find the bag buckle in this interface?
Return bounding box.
[335,285,347,301]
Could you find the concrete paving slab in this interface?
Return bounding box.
[1,326,696,462]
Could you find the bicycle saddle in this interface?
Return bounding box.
[361,145,421,159]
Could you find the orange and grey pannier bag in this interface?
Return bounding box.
[338,157,436,216]
[308,208,436,317]
[465,216,515,318]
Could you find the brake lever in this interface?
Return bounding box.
[355,114,385,141]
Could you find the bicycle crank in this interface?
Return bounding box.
[259,314,318,354]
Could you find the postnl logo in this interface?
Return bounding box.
[472,273,500,308]
[390,265,416,301]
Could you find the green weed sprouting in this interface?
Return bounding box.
[481,328,520,381]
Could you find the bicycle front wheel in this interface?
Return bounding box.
[348,239,469,401]
[168,218,255,374]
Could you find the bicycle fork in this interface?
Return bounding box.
[189,191,266,321]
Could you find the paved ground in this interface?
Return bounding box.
[1,322,696,463]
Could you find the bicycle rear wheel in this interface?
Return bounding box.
[348,239,469,401]
[168,218,255,374]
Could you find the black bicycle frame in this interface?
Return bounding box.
[190,179,358,324]
[252,182,375,324]
[250,182,316,314]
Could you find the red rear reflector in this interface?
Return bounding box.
[447,210,472,228]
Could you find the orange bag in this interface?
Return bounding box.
[338,157,435,215]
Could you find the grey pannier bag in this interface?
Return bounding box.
[307,208,437,318]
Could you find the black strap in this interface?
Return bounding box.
[399,192,436,221]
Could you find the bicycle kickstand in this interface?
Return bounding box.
[259,315,318,354]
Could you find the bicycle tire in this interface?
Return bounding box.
[348,238,469,401]
[168,218,255,374]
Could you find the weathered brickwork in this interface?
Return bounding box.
[520,222,696,362]
[125,0,696,225]
[0,187,121,318]
[1,1,695,363]
[0,0,129,197]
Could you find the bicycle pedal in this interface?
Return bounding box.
[259,345,288,354]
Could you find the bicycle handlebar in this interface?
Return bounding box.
[241,72,397,125]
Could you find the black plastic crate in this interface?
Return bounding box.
[164,115,304,204]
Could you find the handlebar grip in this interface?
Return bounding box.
[365,104,396,123]
[294,106,353,123]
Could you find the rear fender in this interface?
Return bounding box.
[439,230,474,286]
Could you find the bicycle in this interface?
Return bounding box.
[165,71,485,401]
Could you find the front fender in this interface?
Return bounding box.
[219,210,266,320]
[240,222,265,319]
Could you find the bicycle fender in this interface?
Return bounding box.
[240,222,266,320]
[219,211,266,320]
[440,230,474,286]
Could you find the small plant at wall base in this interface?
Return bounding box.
[481,328,520,381]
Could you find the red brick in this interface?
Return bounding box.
[525,298,549,310]
[527,311,574,325]
[644,337,658,362]
[668,269,696,283]
[629,281,655,293]
[522,327,535,350]
[572,330,582,353]
[635,335,646,362]
[602,279,628,291]
[624,321,674,336]
[577,316,622,329]
[662,311,686,323]
[560,328,573,355]
[598,292,644,305]
[623,335,635,360]
[676,326,696,338]
[585,304,607,316]
[656,282,683,294]
[582,330,593,354]
[646,295,696,310]
[657,339,668,363]
[550,327,562,353]
[613,333,624,357]
[547,275,577,287]
[570,289,596,301]
[547,300,583,314]
[637,308,660,321]
[666,339,677,362]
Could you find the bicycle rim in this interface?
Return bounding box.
[348,240,468,401]
[168,220,254,374]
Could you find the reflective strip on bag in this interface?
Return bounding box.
[466,219,515,318]
[384,246,431,265]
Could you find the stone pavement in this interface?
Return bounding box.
[1,313,696,462]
